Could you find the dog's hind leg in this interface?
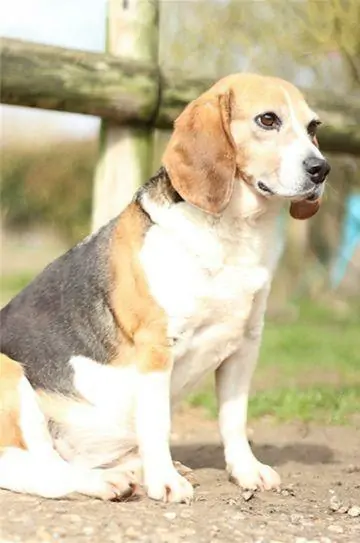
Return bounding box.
[0,447,136,499]
[0,355,135,500]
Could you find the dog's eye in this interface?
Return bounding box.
[307,119,321,137]
[255,112,281,130]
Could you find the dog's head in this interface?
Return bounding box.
[163,73,330,219]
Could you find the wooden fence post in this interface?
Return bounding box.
[92,0,159,231]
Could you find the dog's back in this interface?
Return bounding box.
[0,220,119,394]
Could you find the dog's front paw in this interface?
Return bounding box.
[228,461,280,491]
[145,470,194,503]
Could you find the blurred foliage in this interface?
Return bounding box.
[160,0,360,92]
[1,140,97,243]
[1,0,359,278]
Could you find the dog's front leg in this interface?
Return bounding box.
[215,289,281,491]
[136,355,193,503]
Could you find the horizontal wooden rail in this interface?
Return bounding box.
[0,38,159,125]
[1,38,360,155]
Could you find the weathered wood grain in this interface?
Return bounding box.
[92,0,159,230]
[1,38,158,124]
[1,37,359,155]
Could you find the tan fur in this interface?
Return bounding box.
[211,74,308,122]
[165,73,324,221]
[0,354,26,450]
[109,203,170,372]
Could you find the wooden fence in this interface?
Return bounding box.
[2,37,360,143]
[1,0,359,230]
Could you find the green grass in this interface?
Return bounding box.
[260,300,359,374]
[1,272,36,296]
[188,299,360,424]
[189,385,360,425]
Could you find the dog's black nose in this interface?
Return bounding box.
[303,156,330,184]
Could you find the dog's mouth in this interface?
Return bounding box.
[256,181,321,202]
[306,191,319,201]
[294,186,323,202]
[256,181,274,195]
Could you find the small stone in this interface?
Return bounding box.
[281,485,296,497]
[348,505,360,517]
[180,509,192,519]
[328,524,344,534]
[163,511,177,521]
[64,514,82,523]
[290,513,302,524]
[125,527,141,539]
[52,527,66,538]
[83,527,95,536]
[329,495,341,511]
[35,527,53,542]
[173,461,192,475]
[226,497,238,506]
[195,493,207,502]
[182,528,196,537]
[346,464,360,473]
[233,512,245,520]
[242,490,255,501]
[174,460,200,488]
[338,505,349,514]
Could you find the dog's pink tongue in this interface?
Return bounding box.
[290,198,320,220]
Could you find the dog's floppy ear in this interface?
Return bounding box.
[162,91,236,214]
[290,135,322,220]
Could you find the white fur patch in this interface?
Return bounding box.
[56,356,138,468]
[70,355,136,413]
[140,185,278,401]
[18,376,54,455]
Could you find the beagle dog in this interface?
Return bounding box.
[0,73,330,503]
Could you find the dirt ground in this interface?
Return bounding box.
[1,410,359,543]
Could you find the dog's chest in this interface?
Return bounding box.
[140,219,271,399]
